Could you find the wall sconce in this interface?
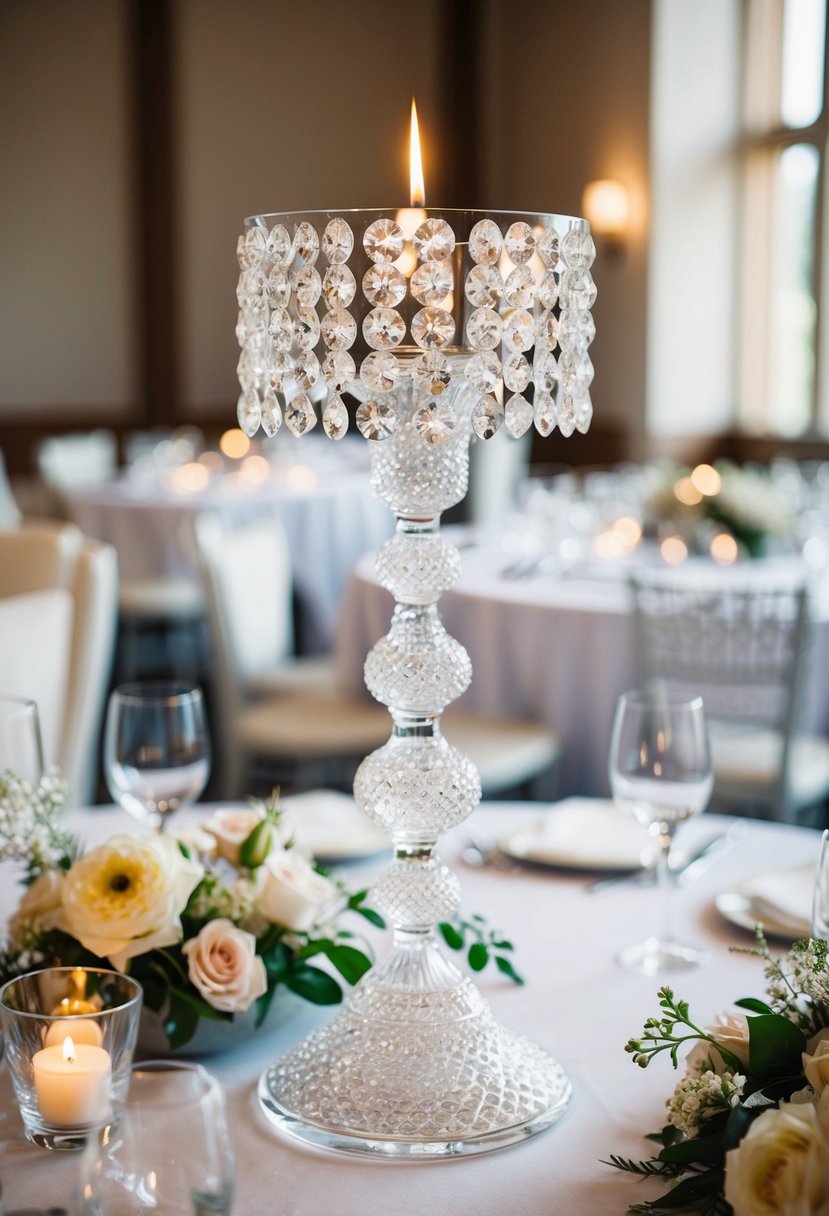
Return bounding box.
[582,179,630,255]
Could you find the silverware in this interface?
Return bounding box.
[586,828,740,895]
[460,839,516,871]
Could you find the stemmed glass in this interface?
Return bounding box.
[609,688,714,975]
[812,830,829,940]
[0,694,44,785]
[78,1060,234,1215]
[104,683,210,831]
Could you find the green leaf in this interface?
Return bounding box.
[468,942,489,971]
[638,1166,724,1210]
[353,906,386,929]
[320,943,372,986]
[658,1133,724,1166]
[723,1104,754,1150]
[254,982,279,1029]
[734,997,775,1016]
[495,955,525,985]
[167,983,229,1023]
[163,993,199,1050]
[439,922,465,951]
[747,1014,807,1079]
[491,939,514,951]
[284,964,343,1005]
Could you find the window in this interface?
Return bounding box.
[739,0,828,437]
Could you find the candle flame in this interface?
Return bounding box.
[410,98,425,207]
[63,1035,76,1064]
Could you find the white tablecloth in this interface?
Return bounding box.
[336,534,829,795]
[67,442,393,652]
[0,801,819,1215]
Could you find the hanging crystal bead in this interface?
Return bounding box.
[240,226,266,269]
[363,263,407,307]
[322,217,354,265]
[261,388,283,438]
[464,351,501,393]
[537,268,560,310]
[268,307,294,352]
[503,351,531,393]
[322,350,356,391]
[468,217,503,264]
[237,387,261,436]
[464,264,503,309]
[322,264,357,308]
[414,399,457,445]
[361,351,400,393]
[503,309,535,352]
[292,221,320,265]
[558,307,595,350]
[295,304,321,351]
[412,351,451,396]
[411,307,455,350]
[411,260,453,306]
[561,228,596,270]
[363,307,405,349]
[466,307,502,351]
[266,222,291,265]
[321,307,357,351]
[356,398,397,440]
[322,393,349,439]
[504,221,536,264]
[269,350,294,392]
[285,391,317,436]
[363,218,405,263]
[412,218,455,261]
[560,268,597,311]
[537,226,561,267]
[535,310,560,352]
[534,392,557,436]
[471,394,504,440]
[294,350,321,391]
[267,267,291,308]
[292,265,322,307]
[503,265,535,309]
[574,391,593,434]
[505,392,534,437]
[556,392,577,437]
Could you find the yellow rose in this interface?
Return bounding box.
[725,1102,829,1216]
[9,870,66,946]
[62,834,203,970]
[182,918,267,1013]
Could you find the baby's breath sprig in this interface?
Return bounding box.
[625,986,744,1072]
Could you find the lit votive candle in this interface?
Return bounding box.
[32,1035,111,1127]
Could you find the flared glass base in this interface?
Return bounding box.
[617,935,710,976]
[257,967,570,1160]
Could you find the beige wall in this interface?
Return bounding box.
[0,0,135,416]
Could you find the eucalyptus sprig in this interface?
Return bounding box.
[625,986,744,1073]
[439,913,523,984]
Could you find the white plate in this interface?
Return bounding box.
[281,790,390,863]
[497,797,654,872]
[715,864,814,941]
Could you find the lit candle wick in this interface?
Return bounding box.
[63,1035,76,1064]
[409,98,425,208]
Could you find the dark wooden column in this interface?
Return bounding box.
[438,0,481,207]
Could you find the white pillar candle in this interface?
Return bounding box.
[32,1035,111,1126]
[43,1017,104,1049]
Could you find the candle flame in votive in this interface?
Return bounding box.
[63,1036,76,1064]
[410,99,425,206]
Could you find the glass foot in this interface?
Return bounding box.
[617,935,709,976]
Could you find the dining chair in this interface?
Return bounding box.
[35,429,118,514]
[0,448,21,527]
[0,522,118,804]
[629,573,829,823]
[193,513,562,799]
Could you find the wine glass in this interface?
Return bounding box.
[812,829,829,940]
[78,1060,234,1215]
[0,694,44,785]
[609,688,714,975]
[104,683,210,830]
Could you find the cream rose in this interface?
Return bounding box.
[804,1038,829,1097]
[254,849,336,931]
[9,870,65,946]
[182,918,267,1014]
[686,1011,751,1076]
[61,834,203,970]
[725,1102,829,1216]
[204,808,263,866]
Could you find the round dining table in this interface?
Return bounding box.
[66,436,393,653]
[0,799,820,1216]
[335,528,829,796]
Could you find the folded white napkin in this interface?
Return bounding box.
[742,865,814,936]
[281,789,390,859]
[499,798,653,869]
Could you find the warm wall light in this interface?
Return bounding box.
[582,179,630,253]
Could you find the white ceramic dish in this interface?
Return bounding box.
[715,864,814,941]
[282,790,390,863]
[497,797,654,872]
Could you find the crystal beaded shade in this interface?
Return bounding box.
[242,208,591,1159]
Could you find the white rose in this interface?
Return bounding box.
[9,870,65,946]
[725,1102,829,1216]
[805,1039,829,1097]
[204,808,263,866]
[62,834,203,970]
[182,918,267,1014]
[254,849,336,931]
[686,1011,751,1077]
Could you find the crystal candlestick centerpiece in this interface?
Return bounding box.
[236,206,595,1158]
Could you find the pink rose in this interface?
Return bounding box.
[182,918,267,1014]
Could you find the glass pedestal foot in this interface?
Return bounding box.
[617,935,710,977]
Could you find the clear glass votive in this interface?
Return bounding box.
[0,966,143,1151]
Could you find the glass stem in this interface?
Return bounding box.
[655,822,674,946]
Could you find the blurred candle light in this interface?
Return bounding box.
[674,476,703,507]
[690,463,722,497]
[396,98,428,274]
[169,462,210,494]
[582,179,630,252]
[238,454,270,488]
[286,464,318,493]
[660,535,688,565]
[219,428,251,460]
[709,532,738,565]
[613,515,642,549]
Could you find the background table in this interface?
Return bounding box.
[67,438,393,652]
[0,800,820,1215]
[336,532,829,796]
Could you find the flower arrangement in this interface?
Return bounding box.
[608,931,829,1215]
[1,779,522,1050]
[644,460,793,558]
